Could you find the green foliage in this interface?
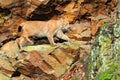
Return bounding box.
[113,23,120,37]
[72,74,80,80]
[87,21,120,80]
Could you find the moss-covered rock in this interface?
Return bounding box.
[87,21,120,80]
[0,72,11,80]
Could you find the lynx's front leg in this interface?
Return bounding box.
[56,30,70,41]
[17,36,33,49]
[47,34,56,46]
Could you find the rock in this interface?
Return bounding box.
[1,41,19,58]
[66,22,91,40]
[0,0,14,8]
[31,0,49,6]
[15,51,55,77]
[0,55,15,77]
[60,0,84,23]
[87,21,120,80]
[23,44,57,58]
[0,72,11,80]
[12,74,31,80]
[14,41,81,78]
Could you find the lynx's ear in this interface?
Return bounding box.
[64,17,69,21]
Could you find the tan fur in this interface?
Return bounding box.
[17,18,70,48]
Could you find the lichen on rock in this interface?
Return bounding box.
[87,21,120,80]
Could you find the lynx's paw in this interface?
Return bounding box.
[68,39,75,42]
[51,43,57,46]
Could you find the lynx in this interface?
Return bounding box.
[17,18,70,48]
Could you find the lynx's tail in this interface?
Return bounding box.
[18,22,25,36]
[18,22,26,32]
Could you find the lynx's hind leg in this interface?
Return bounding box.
[22,34,33,44]
[16,37,24,49]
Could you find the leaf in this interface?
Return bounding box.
[113,23,120,37]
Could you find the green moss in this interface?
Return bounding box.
[23,44,56,52]
[72,74,80,80]
[0,72,11,80]
[23,40,81,52]
[87,21,120,80]
[113,23,120,37]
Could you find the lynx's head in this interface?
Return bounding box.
[59,17,70,31]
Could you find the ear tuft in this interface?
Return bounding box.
[65,17,69,21]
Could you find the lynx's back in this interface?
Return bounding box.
[17,18,70,48]
[22,20,61,35]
